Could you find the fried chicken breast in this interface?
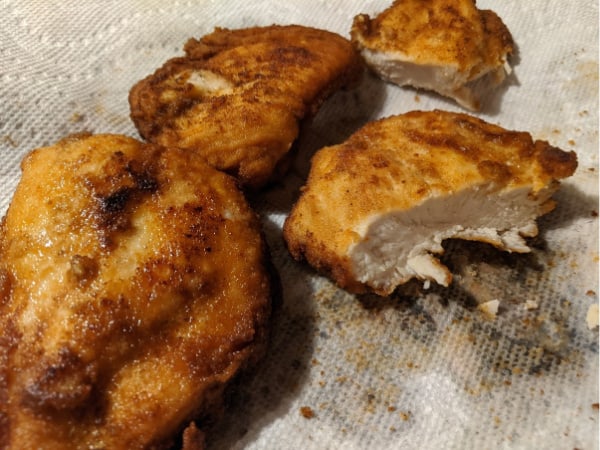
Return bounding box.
[129,25,363,189]
[0,134,273,449]
[283,110,577,296]
[351,0,514,110]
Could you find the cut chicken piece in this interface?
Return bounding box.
[350,0,514,110]
[283,110,577,296]
[0,133,274,449]
[129,25,363,189]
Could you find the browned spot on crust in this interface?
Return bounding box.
[477,160,512,184]
[537,142,578,179]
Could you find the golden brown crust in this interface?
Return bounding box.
[283,110,577,294]
[0,134,273,449]
[129,25,363,189]
[350,0,514,110]
[351,0,514,71]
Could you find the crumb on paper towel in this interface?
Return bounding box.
[478,299,500,319]
[524,300,539,310]
[300,406,315,419]
[586,304,599,329]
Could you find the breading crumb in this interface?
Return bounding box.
[524,300,539,310]
[586,304,599,329]
[478,299,500,319]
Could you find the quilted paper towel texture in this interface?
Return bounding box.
[1,1,598,449]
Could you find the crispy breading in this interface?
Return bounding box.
[351,0,514,110]
[129,25,363,189]
[283,110,577,295]
[0,134,273,449]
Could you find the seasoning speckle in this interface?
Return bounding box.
[70,112,85,123]
[2,135,18,147]
[300,406,315,419]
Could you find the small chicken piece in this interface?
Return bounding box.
[283,110,577,296]
[129,25,363,189]
[350,0,514,110]
[0,134,273,449]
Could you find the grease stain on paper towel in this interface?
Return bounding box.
[267,234,598,439]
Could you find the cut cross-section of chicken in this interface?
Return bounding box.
[0,133,274,449]
[129,25,363,189]
[350,0,514,110]
[283,110,577,296]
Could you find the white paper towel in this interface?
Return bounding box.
[1,1,598,449]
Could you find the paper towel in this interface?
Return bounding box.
[1,1,598,448]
